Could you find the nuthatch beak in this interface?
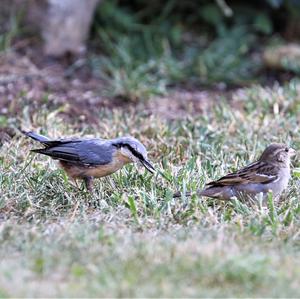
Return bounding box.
[140,158,155,174]
[22,131,155,192]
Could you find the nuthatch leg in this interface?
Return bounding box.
[22,131,155,191]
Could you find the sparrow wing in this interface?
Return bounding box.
[206,161,279,187]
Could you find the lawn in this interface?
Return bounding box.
[1,81,300,297]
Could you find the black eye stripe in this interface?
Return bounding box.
[127,145,144,160]
[115,143,145,161]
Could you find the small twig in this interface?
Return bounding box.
[70,200,80,222]
[215,0,233,17]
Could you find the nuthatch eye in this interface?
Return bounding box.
[22,131,155,192]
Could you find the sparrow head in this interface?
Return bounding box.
[111,136,155,173]
[259,143,296,165]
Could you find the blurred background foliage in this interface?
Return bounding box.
[88,0,300,100]
[2,0,300,101]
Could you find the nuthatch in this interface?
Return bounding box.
[22,131,155,191]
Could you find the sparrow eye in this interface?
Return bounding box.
[285,147,289,152]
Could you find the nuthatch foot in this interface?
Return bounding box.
[22,131,155,192]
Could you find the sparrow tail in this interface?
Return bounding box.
[173,189,213,198]
[173,190,196,198]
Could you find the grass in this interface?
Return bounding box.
[1,80,300,297]
[0,11,22,52]
[197,27,258,85]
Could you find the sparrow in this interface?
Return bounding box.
[174,143,295,200]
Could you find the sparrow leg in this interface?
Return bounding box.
[83,176,93,192]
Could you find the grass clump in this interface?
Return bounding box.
[0,15,20,52]
[90,1,265,101]
[197,27,258,85]
[91,1,185,101]
[89,0,300,102]
[0,5,23,52]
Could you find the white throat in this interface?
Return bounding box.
[120,147,138,163]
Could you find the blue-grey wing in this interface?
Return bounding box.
[32,139,113,166]
[76,141,113,165]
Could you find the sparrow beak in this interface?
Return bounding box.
[290,148,296,157]
[141,159,155,174]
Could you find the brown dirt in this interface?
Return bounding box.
[0,50,122,122]
[0,47,238,144]
[146,89,225,120]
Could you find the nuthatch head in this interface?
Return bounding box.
[111,136,155,173]
[22,131,155,192]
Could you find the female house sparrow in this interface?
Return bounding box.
[175,143,295,200]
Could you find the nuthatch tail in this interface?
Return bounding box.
[22,131,155,191]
